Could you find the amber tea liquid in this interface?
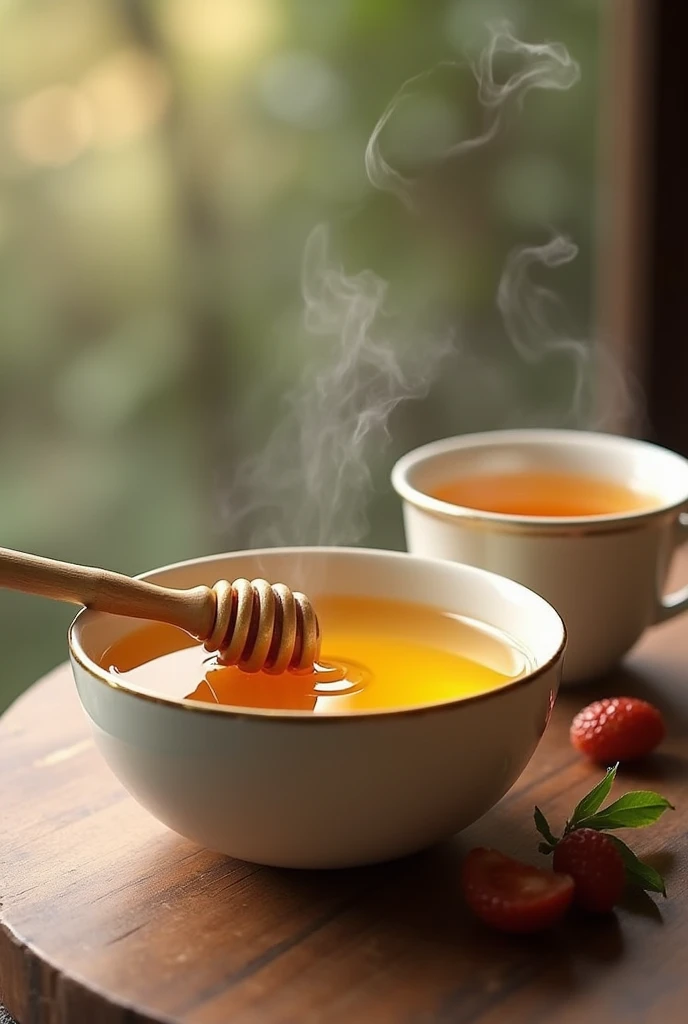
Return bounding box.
[101,595,531,713]
[430,470,657,518]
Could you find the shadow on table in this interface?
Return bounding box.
[276,835,627,1015]
[558,662,688,722]
[553,663,688,780]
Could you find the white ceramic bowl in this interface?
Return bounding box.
[69,547,565,869]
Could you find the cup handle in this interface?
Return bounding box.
[655,512,688,622]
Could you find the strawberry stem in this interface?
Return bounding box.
[534,769,673,897]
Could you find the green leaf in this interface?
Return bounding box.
[534,806,558,847]
[607,836,667,896]
[577,791,674,831]
[569,764,618,826]
[538,841,555,856]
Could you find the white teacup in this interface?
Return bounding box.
[392,429,688,685]
[69,547,564,869]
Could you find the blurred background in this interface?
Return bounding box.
[0,0,656,707]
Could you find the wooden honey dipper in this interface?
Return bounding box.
[0,547,321,673]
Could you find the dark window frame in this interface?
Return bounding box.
[598,0,688,452]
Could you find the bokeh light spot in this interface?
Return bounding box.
[82,49,170,148]
[11,85,92,166]
[256,52,347,129]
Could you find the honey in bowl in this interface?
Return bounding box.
[430,470,657,518]
[100,595,532,713]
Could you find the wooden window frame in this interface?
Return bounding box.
[597,0,688,453]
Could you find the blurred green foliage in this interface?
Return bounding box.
[0,0,600,708]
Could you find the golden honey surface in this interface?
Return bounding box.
[101,595,531,713]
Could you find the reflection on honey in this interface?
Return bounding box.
[101,595,532,713]
[188,658,371,712]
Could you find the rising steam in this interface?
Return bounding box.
[497,235,589,423]
[222,22,586,548]
[365,21,580,209]
[223,225,451,547]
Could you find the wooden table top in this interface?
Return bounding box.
[2,579,688,1023]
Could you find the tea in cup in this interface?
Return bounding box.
[392,429,688,684]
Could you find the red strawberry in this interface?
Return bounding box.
[570,696,665,762]
[552,828,625,912]
[461,848,574,933]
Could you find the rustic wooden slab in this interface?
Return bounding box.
[2,597,688,1023]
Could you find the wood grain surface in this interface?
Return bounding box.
[2,567,688,1023]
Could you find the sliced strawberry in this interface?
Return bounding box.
[461,848,574,933]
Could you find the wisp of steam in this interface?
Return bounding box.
[497,235,588,421]
[365,21,579,208]
[223,224,451,547]
[222,22,584,549]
